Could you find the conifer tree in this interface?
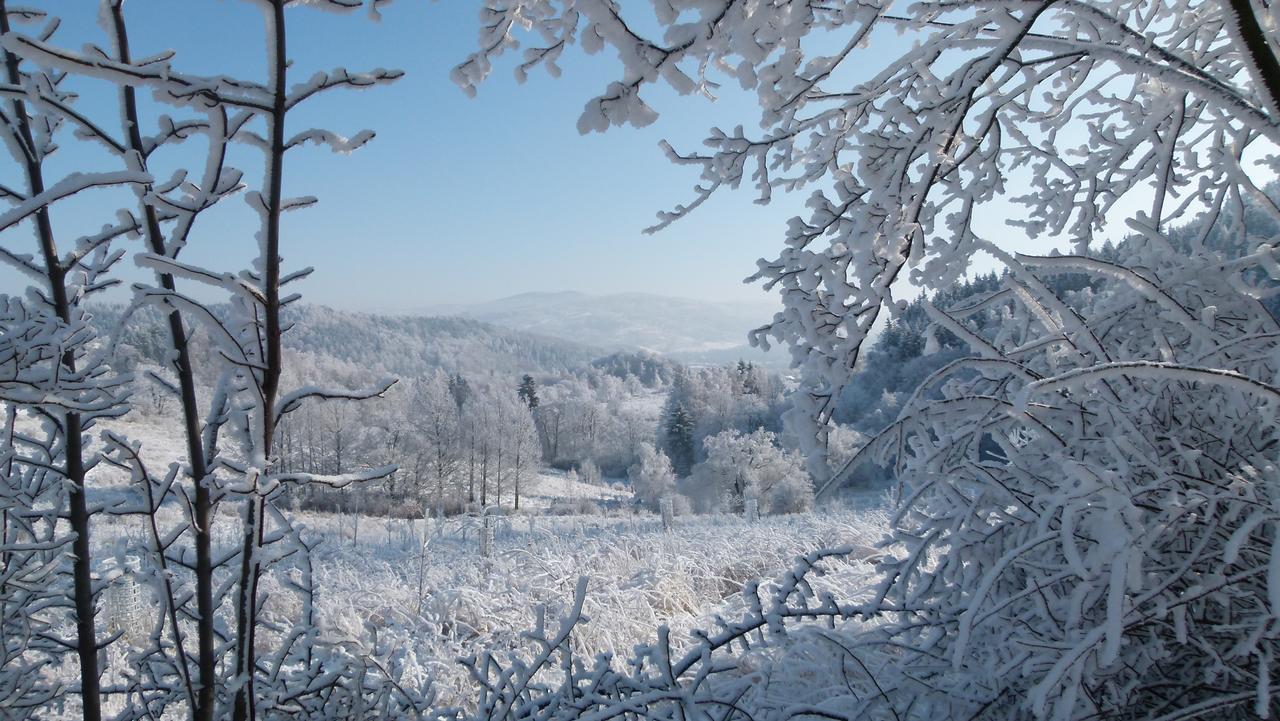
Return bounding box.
[517,374,539,409]
[663,404,695,478]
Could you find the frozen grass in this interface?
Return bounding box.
[308,508,889,705]
[87,504,889,709]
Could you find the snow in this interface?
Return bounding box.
[518,467,630,509]
[82,497,888,710]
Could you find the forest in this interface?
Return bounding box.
[3,2,1280,721]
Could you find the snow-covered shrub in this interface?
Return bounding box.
[627,441,677,509]
[685,429,812,514]
[578,459,602,486]
[546,497,600,516]
[823,423,867,476]
[820,238,1280,719]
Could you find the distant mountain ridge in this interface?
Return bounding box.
[281,305,603,376]
[418,291,785,367]
[100,303,603,379]
[100,292,787,381]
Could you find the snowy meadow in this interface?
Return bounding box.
[83,477,888,714]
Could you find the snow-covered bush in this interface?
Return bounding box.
[627,441,678,509]
[820,236,1280,718]
[685,429,812,514]
[578,458,601,486]
[545,497,601,516]
[823,423,867,483]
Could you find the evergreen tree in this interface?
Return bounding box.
[735,360,760,395]
[664,404,696,477]
[448,373,470,413]
[517,374,539,409]
[659,367,697,476]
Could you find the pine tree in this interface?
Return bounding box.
[448,373,470,413]
[658,367,696,476]
[735,360,760,395]
[517,374,539,409]
[664,404,695,477]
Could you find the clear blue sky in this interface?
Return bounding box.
[5,2,1120,318]
[3,1,816,312]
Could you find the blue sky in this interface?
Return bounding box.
[5,2,1132,319]
[3,1,816,312]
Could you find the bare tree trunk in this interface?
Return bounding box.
[1226,0,1280,116]
[233,4,288,720]
[551,413,560,462]
[480,438,489,508]
[103,7,218,717]
[495,442,503,509]
[435,444,447,517]
[468,420,476,505]
[514,444,522,511]
[0,7,101,719]
[334,424,343,474]
[306,416,316,473]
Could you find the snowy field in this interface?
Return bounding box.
[85,501,889,710]
[518,468,632,510]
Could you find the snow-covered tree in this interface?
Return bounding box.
[627,441,676,509]
[823,423,866,482]
[406,371,464,516]
[1,2,422,719]
[505,393,540,510]
[0,7,145,714]
[662,402,696,476]
[494,385,539,508]
[686,429,811,514]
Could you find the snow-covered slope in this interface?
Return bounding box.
[97,303,604,377]
[520,468,631,510]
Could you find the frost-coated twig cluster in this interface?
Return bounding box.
[461,543,879,721]
[827,235,1280,719]
[0,394,73,719]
